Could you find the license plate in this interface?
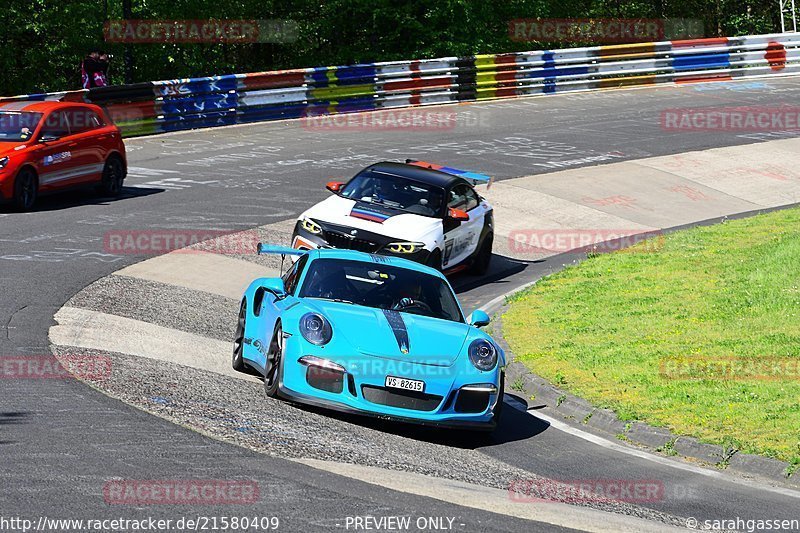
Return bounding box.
[385,375,425,393]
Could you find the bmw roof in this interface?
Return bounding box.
[361,161,466,189]
[258,243,446,279]
[311,248,446,279]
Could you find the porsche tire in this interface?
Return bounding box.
[264,323,284,398]
[232,300,248,373]
[491,372,505,428]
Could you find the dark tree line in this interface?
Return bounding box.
[0,0,786,95]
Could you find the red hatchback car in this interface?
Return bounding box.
[0,101,127,210]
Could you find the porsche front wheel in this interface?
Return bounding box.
[264,324,284,398]
[491,373,505,428]
[232,300,248,373]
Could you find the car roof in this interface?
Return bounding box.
[361,161,467,189]
[0,101,95,113]
[307,248,447,279]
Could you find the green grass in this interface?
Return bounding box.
[503,208,800,466]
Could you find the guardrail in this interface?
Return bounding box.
[3,33,799,137]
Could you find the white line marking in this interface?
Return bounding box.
[293,458,683,533]
[506,397,800,500]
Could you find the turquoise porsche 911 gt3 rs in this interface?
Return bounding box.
[232,244,505,430]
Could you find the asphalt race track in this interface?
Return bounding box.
[3,77,800,531]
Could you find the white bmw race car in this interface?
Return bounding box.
[291,160,494,275]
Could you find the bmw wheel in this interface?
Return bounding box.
[470,235,493,276]
[426,249,442,271]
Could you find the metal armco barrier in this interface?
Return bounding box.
[3,33,799,137]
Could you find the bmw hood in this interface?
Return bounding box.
[302,195,441,240]
[303,299,469,366]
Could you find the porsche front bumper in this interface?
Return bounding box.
[278,336,502,431]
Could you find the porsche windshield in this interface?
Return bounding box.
[339,170,445,217]
[0,112,42,142]
[299,258,463,322]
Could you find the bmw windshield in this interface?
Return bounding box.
[0,112,42,142]
[299,258,463,322]
[339,170,445,217]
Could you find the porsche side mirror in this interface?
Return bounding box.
[326,181,345,193]
[467,310,490,328]
[448,208,469,221]
[262,278,286,299]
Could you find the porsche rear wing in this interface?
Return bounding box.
[405,160,492,187]
[257,244,308,256]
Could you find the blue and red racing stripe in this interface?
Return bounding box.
[350,205,393,223]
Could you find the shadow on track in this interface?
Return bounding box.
[286,392,549,450]
[451,254,541,295]
[0,186,163,214]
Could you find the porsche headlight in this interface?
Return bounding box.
[386,242,425,254]
[299,313,332,345]
[0,157,9,170]
[301,217,322,235]
[468,339,498,371]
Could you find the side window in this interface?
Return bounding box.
[448,184,469,210]
[67,109,103,134]
[448,184,479,211]
[463,186,479,211]
[282,255,309,295]
[39,111,70,139]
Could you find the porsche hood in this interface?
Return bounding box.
[302,299,470,366]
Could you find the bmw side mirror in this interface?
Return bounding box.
[468,310,490,328]
[448,208,469,221]
[326,181,345,193]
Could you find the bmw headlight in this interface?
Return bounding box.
[300,217,322,235]
[0,157,9,170]
[300,313,332,345]
[468,339,498,371]
[386,242,425,254]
